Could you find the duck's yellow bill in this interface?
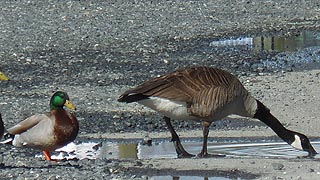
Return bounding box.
[0,72,8,81]
[64,100,76,110]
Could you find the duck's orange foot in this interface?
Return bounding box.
[42,150,58,162]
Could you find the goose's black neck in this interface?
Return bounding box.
[253,100,294,144]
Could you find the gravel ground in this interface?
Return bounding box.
[1,0,320,179]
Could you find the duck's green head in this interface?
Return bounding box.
[50,91,76,111]
[0,71,8,81]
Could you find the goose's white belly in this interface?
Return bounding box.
[138,97,198,120]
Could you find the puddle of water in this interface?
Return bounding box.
[207,141,310,158]
[210,31,320,53]
[151,175,233,180]
[209,30,320,71]
[137,140,319,159]
[35,139,315,180]
[39,141,138,160]
[47,139,320,160]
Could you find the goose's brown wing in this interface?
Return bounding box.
[118,67,243,104]
[189,83,245,118]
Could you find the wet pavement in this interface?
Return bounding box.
[47,137,320,160]
[1,1,320,179]
[206,30,320,73]
[29,137,318,179]
[1,31,320,178]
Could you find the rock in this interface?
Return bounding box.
[272,163,285,170]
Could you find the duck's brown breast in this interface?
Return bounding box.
[52,109,79,147]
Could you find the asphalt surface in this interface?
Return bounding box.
[1,0,320,179]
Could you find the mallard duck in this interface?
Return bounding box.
[1,91,79,161]
[118,66,317,157]
[0,71,8,80]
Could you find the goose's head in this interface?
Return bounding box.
[289,131,317,157]
[253,100,317,157]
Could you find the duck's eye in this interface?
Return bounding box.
[58,93,67,99]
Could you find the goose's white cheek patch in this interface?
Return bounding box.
[290,134,303,151]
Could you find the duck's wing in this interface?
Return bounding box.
[7,114,49,135]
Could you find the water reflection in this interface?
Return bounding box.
[210,31,320,52]
[41,139,317,180]
[118,143,138,159]
[49,141,138,160]
[152,176,230,180]
[253,31,320,52]
[50,139,320,160]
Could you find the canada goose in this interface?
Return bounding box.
[1,91,79,161]
[118,66,317,157]
[0,71,8,80]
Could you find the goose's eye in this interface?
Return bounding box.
[301,137,309,144]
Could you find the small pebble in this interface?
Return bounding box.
[272,163,284,170]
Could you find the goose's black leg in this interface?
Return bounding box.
[198,121,210,157]
[164,116,194,158]
[198,121,225,158]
